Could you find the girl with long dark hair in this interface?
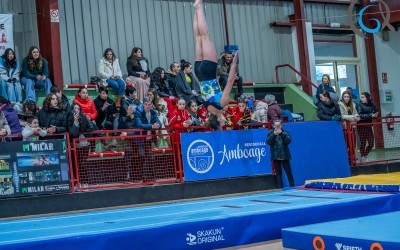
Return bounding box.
[0,48,22,103]
[126,47,151,102]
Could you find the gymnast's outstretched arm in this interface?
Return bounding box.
[220,52,238,107]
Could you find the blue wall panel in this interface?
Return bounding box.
[181,121,350,186]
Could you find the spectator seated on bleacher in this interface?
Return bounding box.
[72,87,98,123]
[120,87,142,118]
[0,48,23,104]
[197,104,208,123]
[48,85,70,112]
[315,74,338,105]
[265,94,283,123]
[153,99,170,149]
[22,116,47,141]
[119,104,138,134]
[150,67,176,119]
[36,93,67,134]
[169,97,192,131]
[187,100,204,126]
[175,60,202,105]
[93,87,118,130]
[150,67,175,100]
[230,97,252,129]
[68,103,95,139]
[20,46,52,103]
[0,107,11,137]
[98,48,126,106]
[148,88,168,118]
[0,96,22,135]
[133,97,162,182]
[217,51,243,99]
[18,100,36,127]
[317,90,341,121]
[252,100,268,123]
[166,62,180,98]
[126,47,151,102]
[134,97,161,131]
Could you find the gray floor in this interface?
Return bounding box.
[222,240,292,250]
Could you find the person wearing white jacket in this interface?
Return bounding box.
[22,116,47,141]
[0,48,22,103]
[98,48,126,106]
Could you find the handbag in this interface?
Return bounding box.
[89,76,106,90]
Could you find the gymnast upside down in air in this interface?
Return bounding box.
[193,0,238,130]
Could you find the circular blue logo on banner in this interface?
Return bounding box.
[187,140,214,174]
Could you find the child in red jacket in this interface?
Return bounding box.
[169,97,192,130]
[230,99,251,129]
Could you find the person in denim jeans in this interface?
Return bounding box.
[0,79,6,100]
[0,48,22,103]
[98,48,126,106]
[20,46,52,103]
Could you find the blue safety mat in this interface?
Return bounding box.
[1,190,400,250]
[282,210,400,250]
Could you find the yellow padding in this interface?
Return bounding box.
[305,172,400,185]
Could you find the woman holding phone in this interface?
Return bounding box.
[68,103,95,139]
[94,86,117,130]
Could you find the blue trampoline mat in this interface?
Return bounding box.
[282,210,400,250]
[1,189,400,250]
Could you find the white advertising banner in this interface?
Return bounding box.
[0,14,14,55]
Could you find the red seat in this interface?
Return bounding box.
[64,83,135,89]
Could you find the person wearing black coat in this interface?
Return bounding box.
[266,119,295,188]
[317,91,341,121]
[68,102,95,139]
[314,74,338,104]
[356,92,378,161]
[126,47,151,102]
[44,85,70,112]
[36,93,67,134]
[119,104,138,131]
[175,60,202,105]
[187,100,204,126]
[150,67,174,98]
[93,87,118,129]
[166,62,180,97]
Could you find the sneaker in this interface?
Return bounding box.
[360,156,368,162]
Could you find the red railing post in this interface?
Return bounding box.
[275,64,318,94]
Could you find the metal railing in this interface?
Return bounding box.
[275,64,318,89]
